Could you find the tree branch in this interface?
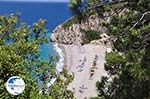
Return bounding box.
[130,11,150,30]
[88,0,127,10]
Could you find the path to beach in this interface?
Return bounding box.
[59,44,108,99]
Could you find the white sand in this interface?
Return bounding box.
[59,44,108,99]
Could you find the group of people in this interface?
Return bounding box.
[72,54,99,98]
[72,84,88,94]
[89,55,99,80]
[76,56,87,72]
[76,54,99,79]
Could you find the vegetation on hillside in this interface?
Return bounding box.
[82,30,100,44]
[69,0,150,99]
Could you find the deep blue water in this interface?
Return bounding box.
[0,1,71,59]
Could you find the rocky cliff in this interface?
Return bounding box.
[51,14,111,46]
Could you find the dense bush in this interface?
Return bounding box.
[83,30,100,44]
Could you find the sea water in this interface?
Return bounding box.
[0,1,71,71]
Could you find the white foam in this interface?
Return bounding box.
[47,78,56,87]
[46,43,64,88]
[53,43,64,73]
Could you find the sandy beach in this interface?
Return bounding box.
[58,44,108,99]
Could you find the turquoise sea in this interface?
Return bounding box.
[0,1,71,59]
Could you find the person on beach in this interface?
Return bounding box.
[93,55,99,69]
[79,89,84,93]
[89,69,94,80]
[89,73,94,80]
[78,69,84,72]
[76,56,87,72]
[78,84,87,94]
[80,84,88,90]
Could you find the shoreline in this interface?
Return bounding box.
[53,43,65,73]
[47,44,66,88]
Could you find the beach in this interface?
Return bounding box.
[56,43,108,99]
[51,13,111,99]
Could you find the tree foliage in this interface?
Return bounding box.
[69,0,99,22]
[93,0,150,99]
[0,14,74,99]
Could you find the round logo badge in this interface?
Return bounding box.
[6,76,25,95]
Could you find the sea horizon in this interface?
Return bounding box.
[0,1,72,60]
[0,1,68,4]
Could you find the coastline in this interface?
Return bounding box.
[47,44,66,88]
[53,43,65,73]
[50,14,111,98]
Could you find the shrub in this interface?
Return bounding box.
[83,30,100,44]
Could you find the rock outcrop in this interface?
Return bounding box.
[51,15,109,45]
[51,8,131,46]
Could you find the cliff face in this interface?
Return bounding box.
[51,15,109,45]
[51,8,131,46]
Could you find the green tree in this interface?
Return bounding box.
[48,69,74,99]
[0,14,47,99]
[90,0,150,99]
[0,14,74,99]
[69,0,91,22]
